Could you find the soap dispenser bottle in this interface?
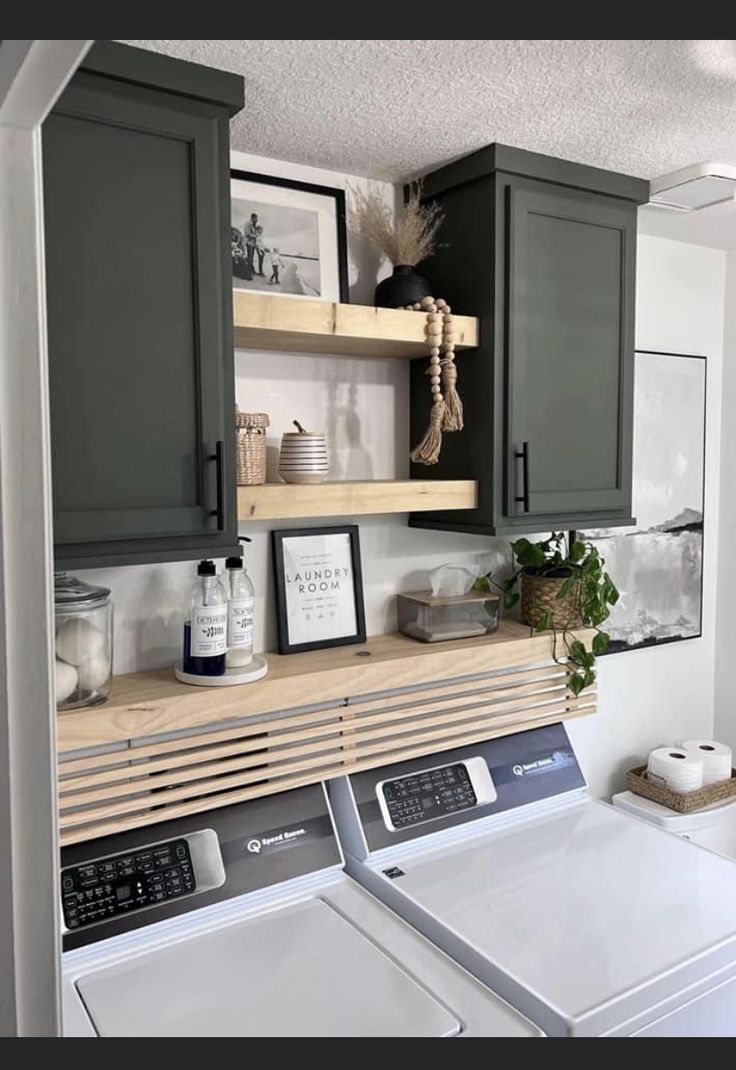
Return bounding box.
[183,559,228,676]
[226,538,255,669]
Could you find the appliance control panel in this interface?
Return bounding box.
[376,756,496,832]
[60,829,225,932]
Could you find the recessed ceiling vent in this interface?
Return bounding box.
[649,163,736,211]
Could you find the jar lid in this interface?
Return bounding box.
[54,571,110,610]
[235,411,270,429]
[280,431,326,439]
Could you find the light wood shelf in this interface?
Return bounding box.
[57,623,597,843]
[237,479,478,521]
[57,622,594,753]
[232,291,479,359]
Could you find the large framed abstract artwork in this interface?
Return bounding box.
[579,350,706,652]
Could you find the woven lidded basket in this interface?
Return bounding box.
[626,765,736,813]
[520,572,582,629]
[235,411,269,486]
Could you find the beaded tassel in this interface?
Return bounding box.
[409,395,446,465]
[406,295,463,464]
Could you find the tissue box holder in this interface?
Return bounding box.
[626,765,736,813]
[398,590,500,644]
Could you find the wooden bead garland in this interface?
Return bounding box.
[406,295,464,465]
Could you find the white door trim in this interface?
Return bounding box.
[0,39,91,1037]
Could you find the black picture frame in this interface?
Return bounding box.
[272,525,366,655]
[230,168,349,303]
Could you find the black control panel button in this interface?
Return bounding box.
[61,838,196,930]
[382,763,478,830]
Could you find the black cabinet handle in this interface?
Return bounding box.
[514,441,530,513]
[209,441,225,530]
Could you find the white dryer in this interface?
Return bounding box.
[613,790,736,860]
[61,783,540,1037]
[329,723,736,1037]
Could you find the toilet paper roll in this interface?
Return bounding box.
[676,740,733,785]
[648,747,704,793]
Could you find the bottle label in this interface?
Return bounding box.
[191,604,228,657]
[228,598,254,648]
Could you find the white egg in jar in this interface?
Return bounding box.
[76,653,111,692]
[54,573,113,707]
[56,617,106,666]
[55,659,78,704]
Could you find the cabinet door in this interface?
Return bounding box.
[44,73,237,567]
[504,180,635,520]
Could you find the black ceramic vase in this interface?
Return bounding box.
[374,264,432,309]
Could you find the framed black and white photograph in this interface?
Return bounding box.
[272,525,366,654]
[580,350,706,652]
[230,170,349,303]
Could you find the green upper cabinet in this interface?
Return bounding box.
[409,144,648,536]
[43,43,244,568]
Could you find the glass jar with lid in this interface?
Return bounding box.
[54,572,113,709]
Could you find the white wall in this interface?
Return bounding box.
[76,167,726,800]
[567,235,726,797]
[714,251,736,750]
[77,152,511,672]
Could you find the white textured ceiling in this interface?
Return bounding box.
[127,39,736,248]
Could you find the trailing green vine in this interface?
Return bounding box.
[475,532,619,696]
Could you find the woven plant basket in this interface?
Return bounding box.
[520,572,582,630]
[235,411,269,486]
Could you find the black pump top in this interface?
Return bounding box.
[226,535,251,570]
[197,559,216,576]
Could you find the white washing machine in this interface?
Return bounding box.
[61,783,541,1037]
[329,723,736,1037]
[613,790,736,859]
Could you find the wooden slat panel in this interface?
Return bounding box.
[345,665,567,718]
[59,682,579,803]
[58,701,594,846]
[59,693,594,828]
[57,626,599,847]
[58,659,568,770]
[58,625,591,752]
[59,668,569,789]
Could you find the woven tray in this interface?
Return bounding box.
[626,765,736,813]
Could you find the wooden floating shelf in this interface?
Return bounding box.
[232,291,479,359]
[57,623,597,844]
[237,479,478,521]
[57,622,596,844]
[57,622,594,753]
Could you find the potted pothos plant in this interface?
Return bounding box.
[475,532,619,696]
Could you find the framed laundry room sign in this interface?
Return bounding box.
[272,525,366,654]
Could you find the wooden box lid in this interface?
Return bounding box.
[398,589,500,608]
